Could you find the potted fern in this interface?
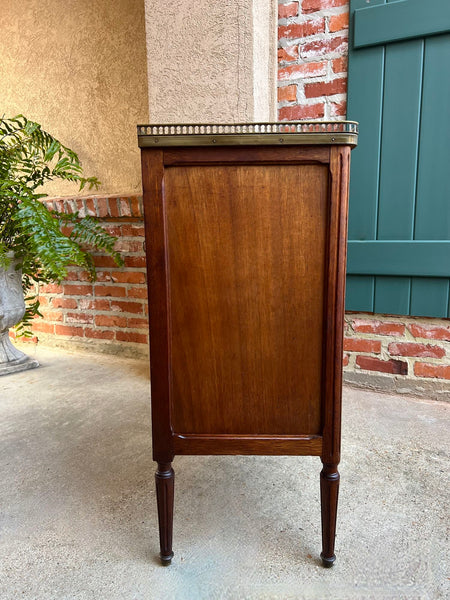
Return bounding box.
[0,115,123,374]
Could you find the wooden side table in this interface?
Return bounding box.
[138,122,358,567]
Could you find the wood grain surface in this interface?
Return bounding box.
[165,163,329,435]
[163,145,330,166]
[173,433,323,456]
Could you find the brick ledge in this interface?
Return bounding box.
[344,371,450,403]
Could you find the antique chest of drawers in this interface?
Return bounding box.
[138,121,358,567]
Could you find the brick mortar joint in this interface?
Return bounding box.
[40,307,148,316]
[345,315,450,336]
[347,348,450,365]
[278,96,347,109]
[278,6,348,20]
[278,30,349,49]
[344,329,450,345]
[344,334,450,353]
[44,192,142,201]
[278,70,348,82]
[345,314,447,324]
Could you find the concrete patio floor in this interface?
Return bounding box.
[0,345,448,600]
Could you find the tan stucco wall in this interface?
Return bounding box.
[1,0,149,196]
[144,0,277,123]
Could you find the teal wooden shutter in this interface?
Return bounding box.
[346,0,450,318]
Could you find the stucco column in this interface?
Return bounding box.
[144,0,277,123]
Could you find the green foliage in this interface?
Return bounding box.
[0,114,124,336]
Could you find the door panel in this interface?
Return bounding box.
[166,164,328,435]
[347,0,450,318]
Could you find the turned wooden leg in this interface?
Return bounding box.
[155,462,174,565]
[320,462,339,567]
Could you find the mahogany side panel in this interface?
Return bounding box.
[173,434,323,456]
[141,148,174,463]
[164,163,329,436]
[163,145,330,166]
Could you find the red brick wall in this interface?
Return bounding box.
[26,194,149,356]
[344,314,450,378]
[278,0,349,121]
[344,314,450,397]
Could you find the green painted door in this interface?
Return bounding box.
[346,0,450,317]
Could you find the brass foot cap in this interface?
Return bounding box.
[160,552,174,566]
[320,553,336,568]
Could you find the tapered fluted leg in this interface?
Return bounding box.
[155,462,174,565]
[320,462,339,567]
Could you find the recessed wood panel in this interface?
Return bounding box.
[165,164,329,435]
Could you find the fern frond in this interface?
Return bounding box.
[55,211,124,268]
[17,198,93,282]
[1,114,124,336]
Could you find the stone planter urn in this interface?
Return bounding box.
[0,255,39,375]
